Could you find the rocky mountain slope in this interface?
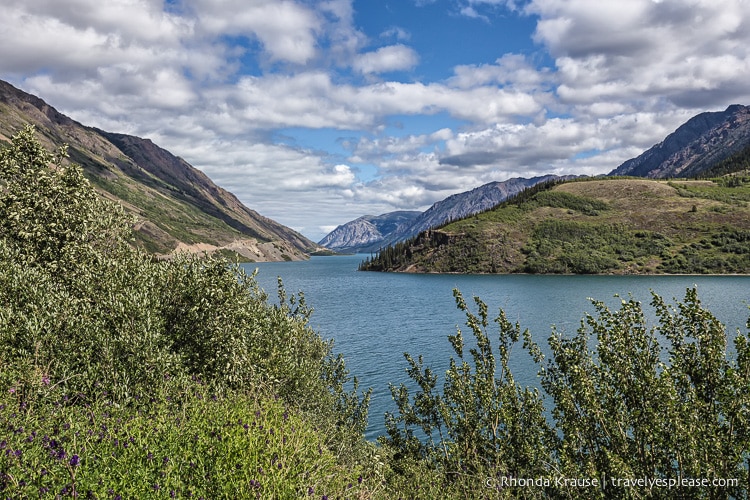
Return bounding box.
[320,175,574,253]
[0,79,321,261]
[387,175,577,242]
[610,104,750,178]
[318,211,420,253]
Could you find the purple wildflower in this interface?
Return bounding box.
[70,455,80,467]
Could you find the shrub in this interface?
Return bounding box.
[0,127,369,471]
[383,287,750,498]
[380,289,554,498]
[0,380,374,498]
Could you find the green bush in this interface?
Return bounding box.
[383,288,750,498]
[531,190,610,215]
[0,380,374,498]
[523,220,672,274]
[380,289,553,498]
[0,128,371,488]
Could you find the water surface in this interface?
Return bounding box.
[245,255,750,439]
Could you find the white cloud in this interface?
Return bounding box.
[191,0,321,64]
[449,54,551,90]
[353,45,419,74]
[281,164,356,190]
[527,0,750,108]
[380,27,411,42]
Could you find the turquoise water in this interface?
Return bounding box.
[244,255,750,440]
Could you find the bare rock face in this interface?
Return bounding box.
[318,212,420,253]
[610,105,750,178]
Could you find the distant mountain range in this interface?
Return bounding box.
[318,211,421,253]
[0,80,323,261]
[319,175,578,253]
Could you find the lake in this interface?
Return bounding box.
[244,255,750,440]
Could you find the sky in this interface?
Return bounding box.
[2,0,750,241]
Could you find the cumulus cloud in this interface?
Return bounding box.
[449,54,552,91]
[191,0,321,64]
[353,44,419,74]
[528,0,750,108]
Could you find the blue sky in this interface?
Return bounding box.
[2,0,750,241]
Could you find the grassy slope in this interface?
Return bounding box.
[369,177,750,274]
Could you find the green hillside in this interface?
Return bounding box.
[360,177,750,274]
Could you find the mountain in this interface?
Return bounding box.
[609,104,750,178]
[386,175,577,243]
[318,211,420,253]
[0,79,322,261]
[319,175,575,253]
[360,177,750,274]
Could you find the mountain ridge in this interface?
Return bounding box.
[359,177,750,274]
[320,175,577,253]
[609,104,750,178]
[0,79,321,261]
